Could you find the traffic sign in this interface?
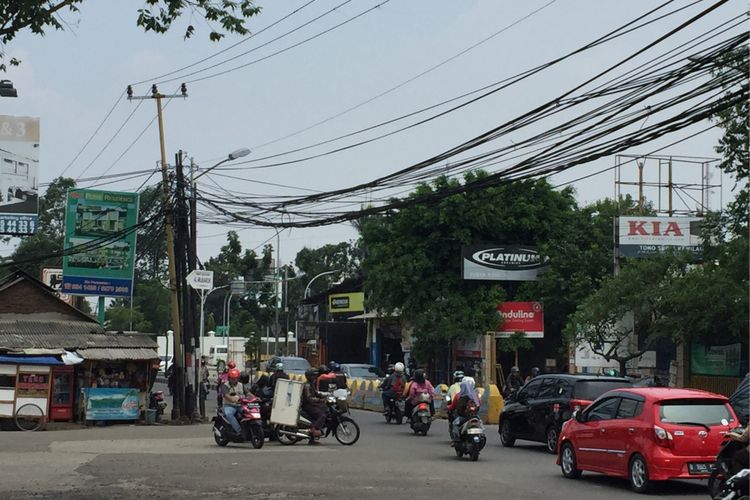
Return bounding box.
[187,270,214,290]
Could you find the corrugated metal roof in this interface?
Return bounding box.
[77,348,159,360]
[0,320,157,351]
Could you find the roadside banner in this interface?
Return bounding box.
[495,301,544,338]
[0,115,40,235]
[61,189,139,297]
[462,244,547,281]
[84,388,140,420]
[617,216,702,258]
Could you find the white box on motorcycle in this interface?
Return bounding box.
[270,378,303,427]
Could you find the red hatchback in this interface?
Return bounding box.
[557,387,739,493]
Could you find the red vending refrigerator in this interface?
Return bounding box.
[50,366,74,421]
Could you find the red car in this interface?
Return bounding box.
[557,387,739,493]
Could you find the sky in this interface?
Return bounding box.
[0,0,744,268]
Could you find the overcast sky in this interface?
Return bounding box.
[0,0,743,266]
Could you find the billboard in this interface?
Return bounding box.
[62,189,139,297]
[495,301,544,338]
[690,343,741,377]
[618,216,702,258]
[0,115,39,235]
[42,267,72,304]
[462,244,547,281]
[328,292,365,313]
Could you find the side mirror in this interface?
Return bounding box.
[574,410,585,423]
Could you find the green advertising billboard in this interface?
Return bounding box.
[61,189,139,297]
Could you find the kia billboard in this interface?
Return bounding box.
[618,216,702,258]
[495,301,544,338]
[462,244,547,281]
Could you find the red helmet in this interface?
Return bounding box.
[227,360,236,369]
[228,368,240,379]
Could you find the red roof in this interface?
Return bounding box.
[617,387,728,401]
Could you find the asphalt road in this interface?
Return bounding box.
[0,409,710,499]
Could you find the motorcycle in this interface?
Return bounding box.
[148,390,167,421]
[274,393,360,446]
[383,393,405,425]
[709,429,749,497]
[212,395,265,449]
[410,392,432,435]
[452,410,486,462]
[713,469,749,500]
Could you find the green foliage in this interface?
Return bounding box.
[497,332,533,353]
[0,0,261,70]
[105,304,152,332]
[359,172,577,360]
[294,242,360,297]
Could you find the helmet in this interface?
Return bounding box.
[414,369,425,384]
[305,368,318,381]
[462,377,475,389]
[227,360,236,369]
[394,362,405,373]
[228,368,240,380]
[453,370,464,383]
[274,362,284,372]
[510,366,519,374]
[318,364,330,375]
[329,361,340,373]
[386,364,395,374]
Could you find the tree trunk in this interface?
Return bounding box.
[619,358,628,377]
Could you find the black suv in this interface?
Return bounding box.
[264,356,311,375]
[498,374,632,453]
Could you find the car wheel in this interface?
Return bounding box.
[560,442,582,479]
[629,454,651,493]
[500,420,515,447]
[545,426,559,454]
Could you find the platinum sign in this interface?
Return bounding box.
[462,244,547,281]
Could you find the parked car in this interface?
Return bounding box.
[264,356,311,375]
[340,363,385,380]
[499,374,633,453]
[729,373,749,426]
[557,387,739,493]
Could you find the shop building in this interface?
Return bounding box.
[0,270,158,425]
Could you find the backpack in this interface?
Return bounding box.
[391,375,404,395]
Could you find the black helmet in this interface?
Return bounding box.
[386,364,395,375]
[329,361,340,373]
[414,369,425,384]
[318,364,330,375]
[510,366,519,374]
[305,368,318,381]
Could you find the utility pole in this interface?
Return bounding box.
[127,84,188,419]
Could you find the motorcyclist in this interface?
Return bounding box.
[381,362,407,414]
[270,362,289,390]
[301,368,326,444]
[505,366,524,398]
[328,361,348,389]
[447,370,464,400]
[216,360,237,407]
[316,364,336,393]
[447,377,481,444]
[405,369,435,420]
[220,368,248,435]
[524,366,540,385]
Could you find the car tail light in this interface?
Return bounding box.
[653,425,673,448]
[569,399,589,413]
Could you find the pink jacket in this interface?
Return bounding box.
[408,380,434,404]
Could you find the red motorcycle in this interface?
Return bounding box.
[212,395,264,449]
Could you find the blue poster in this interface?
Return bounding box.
[84,388,140,420]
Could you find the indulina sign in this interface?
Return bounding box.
[462,244,547,281]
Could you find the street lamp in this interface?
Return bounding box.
[193,147,250,181]
[304,270,341,298]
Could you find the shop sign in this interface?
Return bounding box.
[455,336,483,358]
[495,302,544,338]
[691,343,741,377]
[16,373,49,398]
[84,388,140,420]
[328,292,364,313]
[618,216,702,258]
[462,244,547,281]
[42,267,72,303]
[0,115,40,236]
[61,189,139,297]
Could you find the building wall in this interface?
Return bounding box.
[0,280,84,319]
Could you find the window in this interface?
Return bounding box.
[0,374,16,389]
[536,379,557,399]
[587,397,620,421]
[659,399,735,426]
[616,398,643,419]
[518,378,543,400]
[573,380,632,401]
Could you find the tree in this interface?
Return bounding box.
[105,304,152,332]
[359,172,577,362]
[294,242,361,297]
[563,251,694,376]
[2,177,75,278]
[0,0,262,70]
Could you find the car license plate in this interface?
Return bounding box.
[688,462,713,475]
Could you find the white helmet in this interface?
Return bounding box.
[462,376,475,389]
[394,362,405,373]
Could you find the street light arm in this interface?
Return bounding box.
[192,148,250,181]
[304,270,341,298]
